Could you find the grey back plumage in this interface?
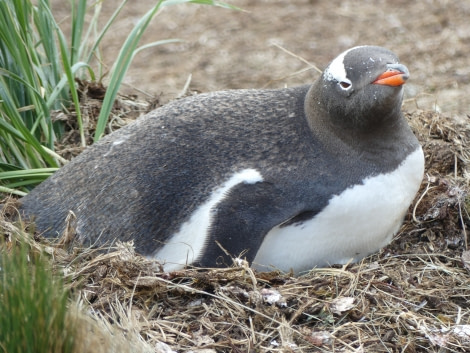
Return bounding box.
[22,86,316,250]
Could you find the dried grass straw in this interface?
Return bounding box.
[1,110,470,352]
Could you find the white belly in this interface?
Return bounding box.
[252,148,425,274]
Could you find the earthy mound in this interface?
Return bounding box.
[2,109,469,352]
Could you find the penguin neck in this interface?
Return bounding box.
[304,87,415,167]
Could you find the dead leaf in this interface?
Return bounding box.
[330,297,355,315]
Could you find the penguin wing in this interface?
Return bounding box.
[199,180,320,267]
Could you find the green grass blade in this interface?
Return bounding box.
[0,77,59,168]
[0,167,57,193]
[161,0,240,10]
[38,4,87,147]
[94,1,164,141]
[70,0,87,64]
[0,168,58,180]
[134,39,183,55]
[33,0,64,106]
[0,185,27,196]
[84,0,128,66]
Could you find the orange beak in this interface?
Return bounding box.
[372,64,409,87]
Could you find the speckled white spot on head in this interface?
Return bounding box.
[153,168,264,271]
[324,46,366,84]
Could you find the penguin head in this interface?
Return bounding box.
[312,46,409,131]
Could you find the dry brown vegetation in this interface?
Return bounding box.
[2,106,470,353]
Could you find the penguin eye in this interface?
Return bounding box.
[339,81,351,89]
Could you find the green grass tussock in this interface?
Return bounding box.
[0,243,75,353]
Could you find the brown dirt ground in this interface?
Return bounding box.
[3,1,470,352]
[51,0,470,114]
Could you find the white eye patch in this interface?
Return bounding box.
[323,46,366,89]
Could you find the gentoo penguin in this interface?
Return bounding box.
[20,46,424,273]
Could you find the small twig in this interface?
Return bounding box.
[412,175,436,223]
[458,201,468,250]
[177,74,192,98]
[128,271,141,319]
[272,43,323,74]
[454,153,458,179]
[249,316,256,345]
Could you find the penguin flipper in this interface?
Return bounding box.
[199,181,310,267]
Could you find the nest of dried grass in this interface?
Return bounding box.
[1,110,470,353]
